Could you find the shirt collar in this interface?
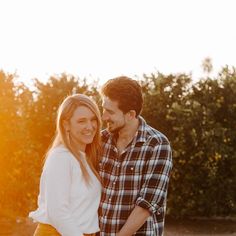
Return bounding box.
[105,116,148,145]
[134,116,148,144]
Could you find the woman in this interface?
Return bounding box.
[29,94,102,236]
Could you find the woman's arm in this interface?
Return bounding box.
[43,151,83,236]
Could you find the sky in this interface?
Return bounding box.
[0,0,236,86]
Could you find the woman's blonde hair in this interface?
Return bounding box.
[46,94,101,183]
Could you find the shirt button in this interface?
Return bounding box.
[130,167,134,171]
[109,198,112,202]
[113,182,116,185]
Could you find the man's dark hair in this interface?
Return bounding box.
[101,76,143,116]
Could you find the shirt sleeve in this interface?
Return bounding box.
[135,137,173,215]
[43,151,83,236]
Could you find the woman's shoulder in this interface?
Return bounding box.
[50,145,70,155]
[45,145,73,166]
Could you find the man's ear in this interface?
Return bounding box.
[127,110,137,120]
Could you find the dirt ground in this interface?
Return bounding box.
[0,217,236,235]
[165,217,236,236]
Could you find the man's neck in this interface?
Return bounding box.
[116,118,139,154]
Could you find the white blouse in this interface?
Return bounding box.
[29,145,101,236]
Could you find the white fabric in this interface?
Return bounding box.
[29,145,101,236]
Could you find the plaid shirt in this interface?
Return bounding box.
[98,116,172,236]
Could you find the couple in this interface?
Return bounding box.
[29,76,173,236]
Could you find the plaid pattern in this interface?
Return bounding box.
[99,116,172,236]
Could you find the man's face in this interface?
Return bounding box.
[102,97,127,133]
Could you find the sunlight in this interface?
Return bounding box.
[0,0,235,85]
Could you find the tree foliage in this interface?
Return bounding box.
[0,67,235,218]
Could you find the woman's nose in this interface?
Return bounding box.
[85,121,93,130]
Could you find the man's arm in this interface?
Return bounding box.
[116,205,150,236]
[118,137,172,236]
[136,138,172,215]
[117,137,172,235]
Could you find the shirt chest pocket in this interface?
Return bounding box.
[120,161,144,176]
[119,162,144,190]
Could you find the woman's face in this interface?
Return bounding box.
[66,105,98,151]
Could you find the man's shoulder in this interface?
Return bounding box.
[144,123,170,146]
[139,116,170,145]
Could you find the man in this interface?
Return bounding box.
[99,76,172,236]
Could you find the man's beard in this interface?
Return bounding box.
[107,121,125,134]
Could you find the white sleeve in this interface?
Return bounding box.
[43,151,83,236]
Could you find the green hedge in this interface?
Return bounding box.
[0,67,235,218]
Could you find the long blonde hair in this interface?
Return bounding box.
[46,94,101,183]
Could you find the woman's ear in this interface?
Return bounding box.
[63,120,70,131]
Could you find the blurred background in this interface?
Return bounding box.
[0,63,236,234]
[0,0,236,234]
